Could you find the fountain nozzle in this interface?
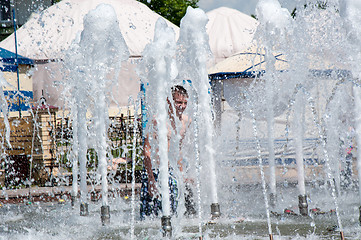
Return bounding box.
[71,195,76,207]
[211,203,221,219]
[91,191,97,202]
[161,215,172,237]
[80,202,89,216]
[298,195,308,216]
[101,205,110,225]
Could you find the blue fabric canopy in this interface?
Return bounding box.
[0,47,34,72]
[209,69,351,81]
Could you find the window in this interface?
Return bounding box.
[0,0,11,22]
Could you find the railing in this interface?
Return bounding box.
[54,115,143,186]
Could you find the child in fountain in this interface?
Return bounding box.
[140,85,196,220]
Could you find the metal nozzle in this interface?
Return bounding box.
[161,215,172,237]
[211,203,221,219]
[340,231,345,240]
[91,191,97,202]
[101,205,110,225]
[298,195,308,216]
[71,195,76,207]
[80,202,89,216]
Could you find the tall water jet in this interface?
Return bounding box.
[189,83,203,236]
[0,72,11,148]
[255,0,293,208]
[323,84,352,196]
[130,97,139,240]
[64,3,129,223]
[71,106,79,207]
[266,74,277,208]
[177,6,220,219]
[63,42,89,213]
[353,88,361,225]
[285,1,346,219]
[294,93,308,215]
[138,18,177,236]
[340,0,361,227]
[244,89,273,240]
[78,105,88,215]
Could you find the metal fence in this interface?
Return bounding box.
[54,115,144,185]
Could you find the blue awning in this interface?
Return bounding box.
[0,47,34,72]
[209,69,352,81]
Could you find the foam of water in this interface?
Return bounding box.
[63,3,129,206]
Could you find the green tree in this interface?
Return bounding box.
[137,0,199,26]
[290,1,334,19]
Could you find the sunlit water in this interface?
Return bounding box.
[1,185,360,239]
[4,0,361,239]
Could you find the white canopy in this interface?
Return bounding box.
[208,42,349,75]
[0,0,179,108]
[210,41,352,149]
[0,0,179,60]
[206,7,258,64]
[208,43,288,74]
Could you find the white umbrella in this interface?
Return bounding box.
[1,0,179,59]
[0,0,179,107]
[206,7,258,64]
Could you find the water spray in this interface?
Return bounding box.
[354,87,361,227]
[294,93,307,216]
[73,3,128,224]
[78,105,88,216]
[130,97,139,240]
[190,86,203,236]
[71,106,79,209]
[269,193,276,208]
[245,89,273,237]
[138,18,176,236]
[177,7,221,221]
[341,0,361,232]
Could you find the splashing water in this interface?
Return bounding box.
[63,3,129,207]
[177,6,219,207]
[0,72,11,148]
[138,18,177,217]
[5,1,361,239]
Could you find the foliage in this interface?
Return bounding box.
[137,0,199,26]
[291,1,336,19]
